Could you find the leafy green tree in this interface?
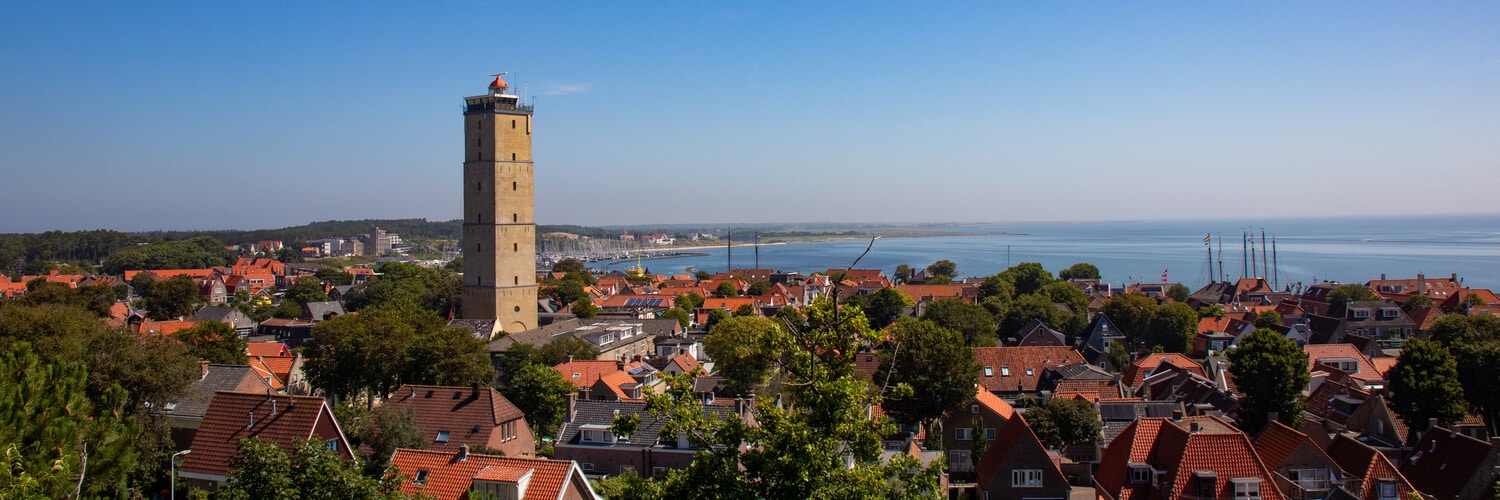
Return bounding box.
[1146,302,1198,354]
[573,296,599,318]
[925,260,957,280]
[877,318,979,429]
[997,293,1069,340]
[405,327,498,387]
[1255,310,1283,329]
[978,275,1016,302]
[1166,283,1191,303]
[172,320,249,364]
[733,304,756,317]
[714,281,740,298]
[1100,293,1159,347]
[998,262,1056,296]
[774,306,806,332]
[443,257,462,273]
[217,437,415,500]
[894,264,914,285]
[1388,338,1468,433]
[336,403,426,477]
[542,277,586,306]
[101,236,235,274]
[921,298,997,347]
[746,281,772,297]
[661,307,691,329]
[593,470,662,499]
[969,414,988,469]
[314,266,354,286]
[342,262,461,318]
[1430,314,1500,433]
[628,297,942,499]
[17,281,117,318]
[1024,397,1102,449]
[859,287,913,329]
[276,247,305,263]
[1058,262,1101,281]
[1227,328,1310,434]
[551,258,596,285]
[704,309,730,332]
[1326,284,1378,317]
[1402,294,1434,312]
[693,270,711,281]
[1197,304,1226,318]
[674,293,705,311]
[1106,341,1131,374]
[704,316,784,395]
[926,275,952,285]
[496,363,575,438]
[140,275,203,320]
[535,337,601,366]
[302,310,417,403]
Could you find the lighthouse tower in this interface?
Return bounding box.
[461,74,537,334]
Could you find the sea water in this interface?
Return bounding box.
[600,214,1500,290]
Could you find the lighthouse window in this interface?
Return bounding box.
[477,182,481,192]
[514,306,521,313]
[512,213,518,222]
[512,119,516,129]
[477,243,481,252]
[514,276,519,285]
[511,153,516,161]
[513,243,518,252]
[477,276,481,285]
[512,181,517,191]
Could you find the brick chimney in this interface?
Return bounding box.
[456,444,469,462]
[1417,273,1426,296]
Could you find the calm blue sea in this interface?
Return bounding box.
[599,214,1500,290]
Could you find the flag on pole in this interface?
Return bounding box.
[1204,233,1211,245]
[1161,269,1169,283]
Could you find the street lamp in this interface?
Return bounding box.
[170,449,190,500]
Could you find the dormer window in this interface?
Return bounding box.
[413,469,430,485]
[1001,367,1011,377]
[1129,464,1151,484]
[1232,478,1263,499]
[435,430,451,445]
[983,366,993,377]
[1352,308,1371,319]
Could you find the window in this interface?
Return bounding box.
[512,153,516,160]
[413,469,430,485]
[1195,471,1217,498]
[971,404,980,414]
[1129,465,1151,484]
[652,467,667,479]
[435,431,450,445]
[1012,469,1043,487]
[477,181,482,191]
[1378,481,1397,500]
[1024,368,1034,376]
[983,366,993,377]
[512,181,517,191]
[514,276,519,285]
[513,213,518,222]
[948,450,971,471]
[477,243,482,252]
[514,243,518,252]
[581,463,595,472]
[955,428,972,441]
[1232,478,1262,499]
[1353,309,1371,319]
[512,119,516,128]
[1000,367,1011,377]
[986,428,996,440]
[619,465,634,474]
[1290,469,1329,491]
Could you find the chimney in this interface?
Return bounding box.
[1418,273,1426,296]
[456,445,469,462]
[1429,417,1440,430]
[200,361,211,380]
[565,392,577,422]
[1380,274,1386,280]
[247,411,255,428]
[1190,421,1201,433]
[271,399,277,416]
[617,359,626,371]
[564,353,573,363]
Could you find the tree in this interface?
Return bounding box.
[551,258,595,285]
[1254,310,1283,329]
[1058,262,1101,281]
[335,403,426,477]
[1327,284,1378,317]
[1145,302,1197,354]
[314,266,354,286]
[877,318,979,429]
[714,281,740,298]
[572,296,599,318]
[704,316,784,395]
[998,262,1055,296]
[693,270,711,281]
[216,437,414,500]
[140,275,202,320]
[1227,328,1310,434]
[1388,338,1468,433]
[302,310,418,403]
[674,292,705,311]
[926,275,952,285]
[1024,397,1101,449]
[496,363,575,439]
[997,293,1068,341]
[894,264,914,285]
[275,247,305,263]
[1402,294,1434,312]
[535,336,601,366]
[1166,283,1191,303]
[661,307,691,329]
[921,298,996,347]
[628,297,942,499]
[0,341,140,498]
[970,414,988,470]
[861,287,913,329]
[404,327,497,388]
[1429,314,1500,433]
[1100,293,1159,346]
[746,281,771,297]
[172,320,249,364]
[704,309,730,332]
[544,278,586,307]
[925,260,957,280]
[1106,341,1131,374]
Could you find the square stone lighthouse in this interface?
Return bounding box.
[461,74,537,333]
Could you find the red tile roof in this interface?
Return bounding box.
[668,352,700,374]
[1399,426,1495,500]
[1304,343,1383,386]
[180,392,350,479]
[1252,420,1309,469]
[388,448,593,500]
[245,341,290,358]
[1097,416,1282,500]
[975,346,1085,394]
[553,360,623,390]
[1326,434,1416,500]
[974,386,1016,420]
[1122,353,1206,388]
[386,385,529,451]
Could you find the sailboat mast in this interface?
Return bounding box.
[1261,230,1268,282]
[1242,231,1248,279]
[727,227,732,273]
[1205,233,1213,286]
[1217,235,1224,282]
[1272,235,1279,290]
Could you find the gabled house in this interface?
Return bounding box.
[190,306,258,337]
[975,346,1086,400]
[386,384,536,457]
[1253,420,1347,500]
[1306,300,1415,349]
[1303,344,1384,391]
[1121,353,1206,390]
[1398,423,1500,500]
[974,413,1071,499]
[940,387,1016,474]
[163,364,276,449]
[301,301,345,321]
[178,392,352,491]
[1324,434,1416,500]
[1013,319,1067,347]
[1302,372,1369,430]
[1097,401,1180,453]
[1095,415,1284,500]
[1341,395,1410,451]
[388,447,598,500]
[1079,314,1127,372]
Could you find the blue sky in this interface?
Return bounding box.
[2,2,1498,232]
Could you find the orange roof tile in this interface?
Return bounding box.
[245,341,290,358]
[386,385,528,451]
[553,360,623,389]
[180,392,350,479]
[388,448,588,500]
[1121,353,1206,388]
[975,346,1085,394]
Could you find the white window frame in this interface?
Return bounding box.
[435,430,450,445]
[1000,366,1011,377]
[1232,478,1263,499]
[955,427,972,441]
[1129,465,1151,484]
[1011,469,1043,487]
